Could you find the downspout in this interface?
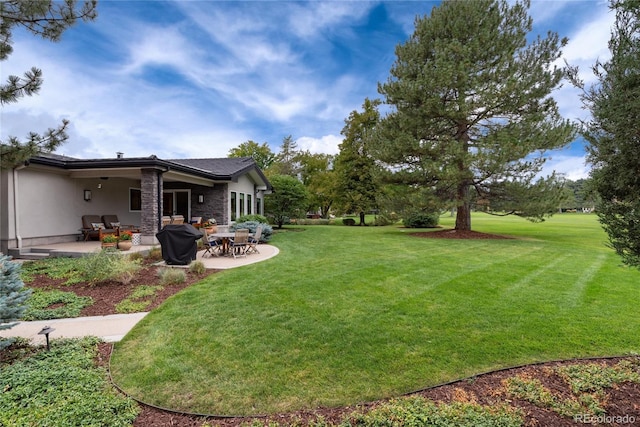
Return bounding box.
[13,163,27,249]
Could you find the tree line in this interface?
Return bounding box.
[3,0,640,268]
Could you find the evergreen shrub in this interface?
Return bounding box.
[231,221,273,242]
[403,212,440,228]
[0,255,32,349]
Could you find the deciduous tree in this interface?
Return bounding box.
[373,0,575,231]
[228,140,276,171]
[0,0,97,168]
[264,175,308,228]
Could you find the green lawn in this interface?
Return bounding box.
[110,213,640,416]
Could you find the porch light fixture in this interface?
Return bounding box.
[198,194,204,204]
[83,190,92,201]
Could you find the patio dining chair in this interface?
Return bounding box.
[201,228,222,257]
[245,226,262,254]
[229,228,249,258]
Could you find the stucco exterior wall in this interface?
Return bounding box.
[1,166,141,249]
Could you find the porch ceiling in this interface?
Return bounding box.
[69,167,217,186]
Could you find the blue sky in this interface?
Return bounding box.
[1,1,612,180]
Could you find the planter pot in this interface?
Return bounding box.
[204,226,217,234]
[118,241,132,251]
[101,242,117,250]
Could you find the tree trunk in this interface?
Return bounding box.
[455,201,471,231]
[359,211,366,226]
[455,182,472,231]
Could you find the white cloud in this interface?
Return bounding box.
[297,134,342,155]
[542,154,590,181]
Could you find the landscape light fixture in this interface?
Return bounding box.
[198,194,204,204]
[83,190,92,201]
[38,326,55,351]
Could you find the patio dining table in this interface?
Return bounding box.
[209,232,253,255]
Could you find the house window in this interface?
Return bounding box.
[256,197,262,215]
[129,188,141,212]
[240,193,245,217]
[231,191,237,221]
[247,194,253,215]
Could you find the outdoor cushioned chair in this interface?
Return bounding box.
[161,216,172,227]
[101,215,136,232]
[81,215,117,241]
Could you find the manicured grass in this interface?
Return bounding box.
[110,213,640,416]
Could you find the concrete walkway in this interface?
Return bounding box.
[1,313,149,345]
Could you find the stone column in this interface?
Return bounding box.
[140,168,161,245]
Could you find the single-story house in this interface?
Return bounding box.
[0,153,271,253]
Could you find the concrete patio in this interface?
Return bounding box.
[10,240,279,270]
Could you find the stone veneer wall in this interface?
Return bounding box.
[140,168,161,244]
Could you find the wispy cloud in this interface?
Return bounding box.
[0,0,613,180]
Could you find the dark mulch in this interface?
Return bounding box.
[21,244,640,426]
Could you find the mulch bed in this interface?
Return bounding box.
[21,240,640,426]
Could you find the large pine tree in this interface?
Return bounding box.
[373,0,575,231]
[574,0,640,268]
[0,0,97,168]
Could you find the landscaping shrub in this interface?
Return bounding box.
[189,260,206,275]
[0,255,32,349]
[158,267,186,285]
[343,218,356,226]
[231,221,273,242]
[0,337,139,427]
[75,250,142,285]
[146,246,164,262]
[403,212,440,228]
[295,218,331,225]
[237,214,268,224]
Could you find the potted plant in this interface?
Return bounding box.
[118,231,133,251]
[202,218,217,234]
[101,234,118,249]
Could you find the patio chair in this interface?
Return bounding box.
[161,216,172,227]
[171,215,184,224]
[201,228,222,257]
[101,214,137,232]
[229,228,249,258]
[81,215,118,241]
[246,226,262,254]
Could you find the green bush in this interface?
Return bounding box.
[403,212,440,228]
[0,337,139,427]
[23,289,93,320]
[231,221,273,242]
[343,218,356,226]
[158,267,186,285]
[189,260,206,275]
[237,214,268,224]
